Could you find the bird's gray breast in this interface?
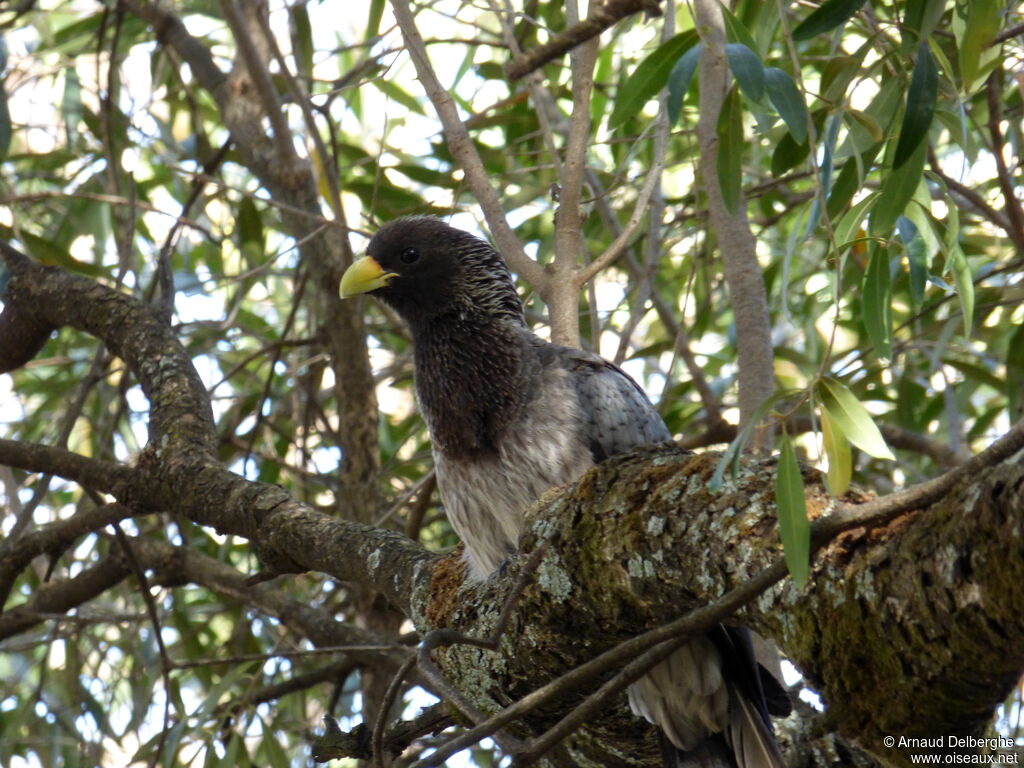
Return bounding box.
[433,364,594,581]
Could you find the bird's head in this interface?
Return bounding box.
[339,217,524,325]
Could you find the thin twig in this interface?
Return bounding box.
[575,102,670,285]
[985,71,1024,252]
[389,0,547,292]
[506,0,662,80]
[253,9,347,229]
[411,542,551,763]
[219,0,294,161]
[373,652,418,768]
[107,515,173,768]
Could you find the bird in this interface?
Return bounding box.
[340,216,790,767]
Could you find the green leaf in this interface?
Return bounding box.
[609,31,698,129]
[667,42,702,126]
[718,1,760,52]
[827,143,881,220]
[957,0,1003,94]
[870,138,927,237]
[62,67,82,148]
[716,86,743,214]
[236,197,264,264]
[861,243,893,359]
[844,108,883,148]
[289,3,313,78]
[897,215,929,305]
[0,85,10,161]
[902,0,948,50]
[725,43,765,103]
[820,408,852,495]
[366,0,386,40]
[771,130,810,176]
[820,54,862,105]
[817,377,896,460]
[945,243,974,337]
[1007,325,1024,419]
[710,391,794,491]
[833,189,878,248]
[793,0,868,41]
[259,716,292,767]
[775,434,810,587]
[894,44,937,169]
[764,67,808,144]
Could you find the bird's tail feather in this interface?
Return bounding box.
[662,731,737,768]
[724,683,787,768]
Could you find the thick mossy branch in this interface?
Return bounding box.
[0,243,437,616]
[425,446,1024,767]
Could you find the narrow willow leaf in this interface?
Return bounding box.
[793,0,868,41]
[764,67,808,144]
[897,215,929,305]
[861,244,893,359]
[802,115,840,237]
[289,3,313,77]
[62,67,82,148]
[716,86,744,214]
[610,31,698,129]
[907,179,941,257]
[1007,325,1024,419]
[725,43,765,103]
[845,108,883,146]
[870,138,927,237]
[709,391,793,491]
[833,190,878,249]
[0,86,10,161]
[821,408,852,496]
[717,1,760,52]
[946,243,974,337]
[771,130,810,176]
[902,0,947,50]
[894,44,938,169]
[817,377,896,460]
[827,143,881,220]
[236,197,264,264]
[365,0,386,39]
[776,435,810,587]
[667,43,702,126]
[958,0,1002,95]
[820,54,862,105]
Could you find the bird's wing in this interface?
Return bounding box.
[552,346,672,461]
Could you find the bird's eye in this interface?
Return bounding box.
[400,247,420,265]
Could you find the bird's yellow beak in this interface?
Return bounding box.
[339,256,397,298]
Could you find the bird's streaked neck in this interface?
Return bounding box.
[410,308,528,459]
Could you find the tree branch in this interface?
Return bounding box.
[693,0,775,449]
[422,427,1024,766]
[0,244,437,614]
[0,501,140,609]
[0,555,132,640]
[389,0,549,294]
[0,439,135,495]
[985,70,1024,253]
[505,0,663,80]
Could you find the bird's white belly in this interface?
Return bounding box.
[434,390,593,581]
